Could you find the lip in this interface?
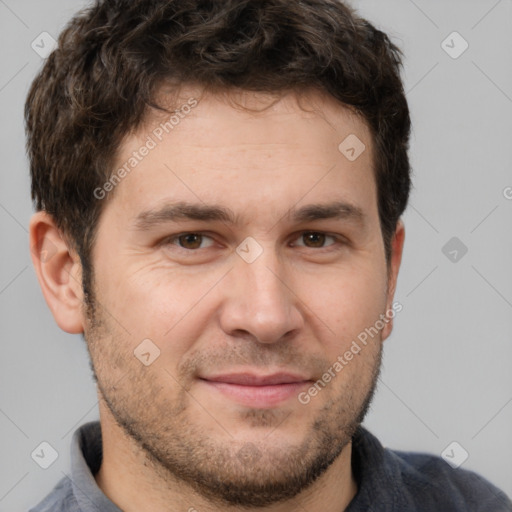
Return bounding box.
[199,372,312,408]
[203,372,311,386]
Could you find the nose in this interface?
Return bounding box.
[218,244,304,344]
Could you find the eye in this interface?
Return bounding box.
[166,233,215,250]
[293,231,339,248]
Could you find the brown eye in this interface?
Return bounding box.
[176,233,206,249]
[302,232,327,248]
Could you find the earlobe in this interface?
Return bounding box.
[29,211,85,334]
[381,219,405,342]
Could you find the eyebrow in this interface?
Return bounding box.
[133,200,365,230]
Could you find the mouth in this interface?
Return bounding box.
[198,372,312,408]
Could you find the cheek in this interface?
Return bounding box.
[300,260,388,350]
[100,264,225,351]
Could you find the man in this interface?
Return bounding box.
[25,0,511,511]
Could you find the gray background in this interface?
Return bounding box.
[1,0,511,510]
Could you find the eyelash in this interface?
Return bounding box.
[161,231,346,252]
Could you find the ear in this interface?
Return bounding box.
[381,219,405,342]
[29,211,85,334]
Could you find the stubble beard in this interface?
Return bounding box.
[83,286,382,508]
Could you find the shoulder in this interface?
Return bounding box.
[28,475,79,512]
[389,448,512,511]
[350,427,512,512]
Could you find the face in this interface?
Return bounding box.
[84,88,400,507]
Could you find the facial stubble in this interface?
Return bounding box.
[83,286,382,508]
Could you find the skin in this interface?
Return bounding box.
[30,87,405,512]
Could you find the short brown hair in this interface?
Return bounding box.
[25,0,411,297]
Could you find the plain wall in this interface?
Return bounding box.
[0,1,511,510]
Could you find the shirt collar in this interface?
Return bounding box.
[69,421,122,511]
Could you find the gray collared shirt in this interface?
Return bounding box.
[29,421,512,511]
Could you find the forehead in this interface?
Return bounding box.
[105,87,377,227]
[146,86,372,154]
